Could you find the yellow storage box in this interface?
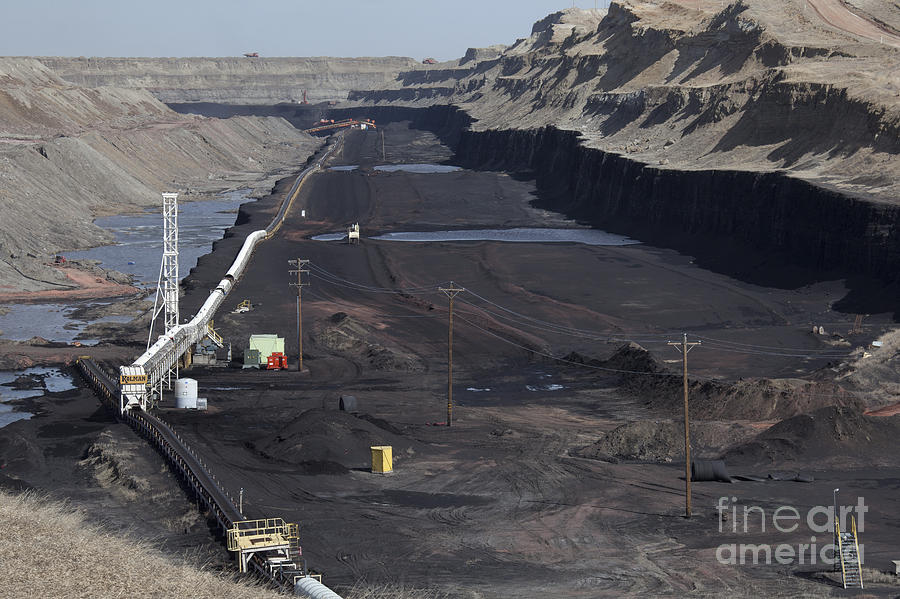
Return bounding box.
[371,445,393,474]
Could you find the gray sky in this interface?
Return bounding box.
[2,1,608,61]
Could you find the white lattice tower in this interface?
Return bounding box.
[161,192,179,390]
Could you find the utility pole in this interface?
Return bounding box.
[381,130,386,162]
[439,282,465,426]
[289,259,310,372]
[667,333,701,518]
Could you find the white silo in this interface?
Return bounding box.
[175,378,198,409]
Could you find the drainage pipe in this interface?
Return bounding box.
[294,577,344,599]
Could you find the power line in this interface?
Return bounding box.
[308,271,441,296]
[301,264,866,360]
[307,263,444,295]
[457,298,670,343]
[309,262,444,292]
[693,334,858,354]
[453,313,696,379]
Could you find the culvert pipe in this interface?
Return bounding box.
[294,577,343,599]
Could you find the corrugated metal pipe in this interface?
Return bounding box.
[294,576,343,599]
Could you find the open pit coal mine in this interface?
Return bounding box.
[6,49,900,599]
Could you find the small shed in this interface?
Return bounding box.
[248,334,284,366]
[339,395,357,411]
[371,446,393,474]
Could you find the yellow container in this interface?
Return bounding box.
[370,445,393,473]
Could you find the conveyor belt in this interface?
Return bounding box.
[73,133,351,596]
[77,357,311,590]
[77,359,242,524]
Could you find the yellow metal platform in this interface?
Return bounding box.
[228,518,288,549]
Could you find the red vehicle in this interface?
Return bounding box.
[243,52,259,58]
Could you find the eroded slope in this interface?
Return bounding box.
[0,58,321,293]
[353,1,900,203]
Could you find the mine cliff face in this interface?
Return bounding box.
[38,57,421,105]
[340,2,900,307]
[0,58,321,292]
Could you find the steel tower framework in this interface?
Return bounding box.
[161,192,179,392]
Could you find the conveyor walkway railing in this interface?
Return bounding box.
[77,357,339,595]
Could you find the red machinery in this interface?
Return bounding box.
[267,352,288,370]
[243,52,259,58]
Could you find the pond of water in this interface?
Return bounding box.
[313,228,638,246]
[0,367,76,428]
[1,191,254,345]
[66,190,254,286]
[329,164,462,174]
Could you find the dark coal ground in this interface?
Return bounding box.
[3,122,900,597]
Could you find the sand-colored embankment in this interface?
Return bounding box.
[0,58,323,293]
[38,56,421,105]
[351,2,900,205]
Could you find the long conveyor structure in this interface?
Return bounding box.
[75,133,348,598]
[120,134,342,413]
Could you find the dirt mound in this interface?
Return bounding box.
[258,408,422,471]
[725,406,900,466]
[638,376,864,421]
[79,431,151,498]
[578,419,758,463]
[570,343,862,420]
[312,312,425,372]
[660,378,863,421]
[564,342,668,374]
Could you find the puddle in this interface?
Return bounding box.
[66,190,255,286]
[0,404,31,428]
[466,387,491,392]
[526,384,565,392]
[375,164,461,174]
[311,232,348,242]
[370,228,638,246]
[0,367,76,428]
[328,164,461,174]
[0,303,99,344]
[313,228,637,246]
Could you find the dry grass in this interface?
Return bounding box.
[0,490,450,599]
[861,567,900,586]
[0,490,285,599]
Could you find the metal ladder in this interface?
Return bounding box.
[286,522,302,562]
[836,516,864,589]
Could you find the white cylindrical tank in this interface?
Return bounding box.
[175,378,198,409]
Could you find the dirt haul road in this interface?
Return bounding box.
[806,0,900,47]
[138,124,900,597]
